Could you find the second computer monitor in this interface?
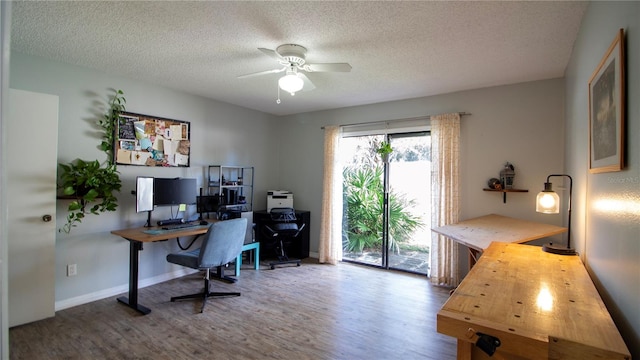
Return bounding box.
[153,178,197,207]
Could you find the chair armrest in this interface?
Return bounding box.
[262,224,278,238]
[293,222,306,238]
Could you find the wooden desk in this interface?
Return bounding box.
[437,242,631,360]
[431,214,567,267]
[111,224,210,315]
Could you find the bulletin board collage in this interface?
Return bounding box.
[115,112,191,167]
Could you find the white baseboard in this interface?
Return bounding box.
[54,268,198,312]
[55,253,320,312]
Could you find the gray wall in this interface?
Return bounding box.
[564,2,639,356]
[278,78,567,266]
[10,53,281,306]
[10,51,567,308]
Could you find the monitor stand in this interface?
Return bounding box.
[144,211,152,228]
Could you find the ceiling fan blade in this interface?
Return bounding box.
[258,48,286,62]
[299,73,316,92]
[305,63,352,72]
[237,67,285,79]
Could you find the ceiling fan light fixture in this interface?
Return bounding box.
[278,73,304,95]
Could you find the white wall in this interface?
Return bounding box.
[278,78,567,274]
[564,2,639,357]
[9,53,280,307]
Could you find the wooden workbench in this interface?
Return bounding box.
[437,242,631,359]
[431,214,567,267]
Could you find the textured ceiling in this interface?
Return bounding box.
[10,1,587,116]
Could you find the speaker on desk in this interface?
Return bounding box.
[157,218,186,226]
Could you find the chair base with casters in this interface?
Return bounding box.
[212,265,236,283]
[262,208,305,269]
[269,240,301,269]
[170,267,240,313]
[269,259,300,270]
[166,218,247,313]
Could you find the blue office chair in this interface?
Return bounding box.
[166,217,247,313]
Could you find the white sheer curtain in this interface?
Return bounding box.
[430,113,461,287]
[319,126,342,264]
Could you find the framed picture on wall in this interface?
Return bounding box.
[115,111,191,167]
[588,28,625,174]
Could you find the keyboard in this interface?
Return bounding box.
[141,222,209,235]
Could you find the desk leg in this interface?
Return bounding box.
[213,265,237,283]
[117,240,151,315]
[468,248,480,269]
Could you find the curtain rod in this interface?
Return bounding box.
[321,112,470,129]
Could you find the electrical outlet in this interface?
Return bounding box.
[67,264,77,277]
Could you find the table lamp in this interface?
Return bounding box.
[536,174,577,255]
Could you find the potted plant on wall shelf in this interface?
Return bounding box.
[58,89,125,233]
[59,160,121,233]
[376,141,393,163]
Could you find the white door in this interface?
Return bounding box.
[7,89,58,327]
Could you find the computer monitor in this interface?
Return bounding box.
[136,176,154,212]
[153,178,197,206]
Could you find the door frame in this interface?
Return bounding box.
[341,127,431,274]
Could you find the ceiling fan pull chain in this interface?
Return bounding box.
[276,83,281,104]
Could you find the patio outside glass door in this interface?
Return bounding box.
[341,132,431,275]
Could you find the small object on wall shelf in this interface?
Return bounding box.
[483,188,528,203]
[499,162,516,189]
[487,178,502,190]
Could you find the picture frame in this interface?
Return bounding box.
[114,111,191,167]
[588,28,625,173]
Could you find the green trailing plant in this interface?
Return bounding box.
[97,89,126,164]
[59,160,122,233]
[58,89,125,233]
[375,141,393,163]
[376,141,393,156]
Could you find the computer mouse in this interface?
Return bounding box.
[200,220,209,226]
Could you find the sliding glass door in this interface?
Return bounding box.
[342,134,385,267]
[386,133,431,273]
[341,132,431,275]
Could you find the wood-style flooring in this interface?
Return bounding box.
[9,259,456,359]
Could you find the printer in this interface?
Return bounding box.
[267,190,293,212]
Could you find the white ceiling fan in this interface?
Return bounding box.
[238,44,352,98]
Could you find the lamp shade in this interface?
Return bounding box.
[278,73,304,95]
[536,181,560,213]
[536,191,560,213]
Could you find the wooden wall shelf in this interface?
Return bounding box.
[483,188,528,203]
